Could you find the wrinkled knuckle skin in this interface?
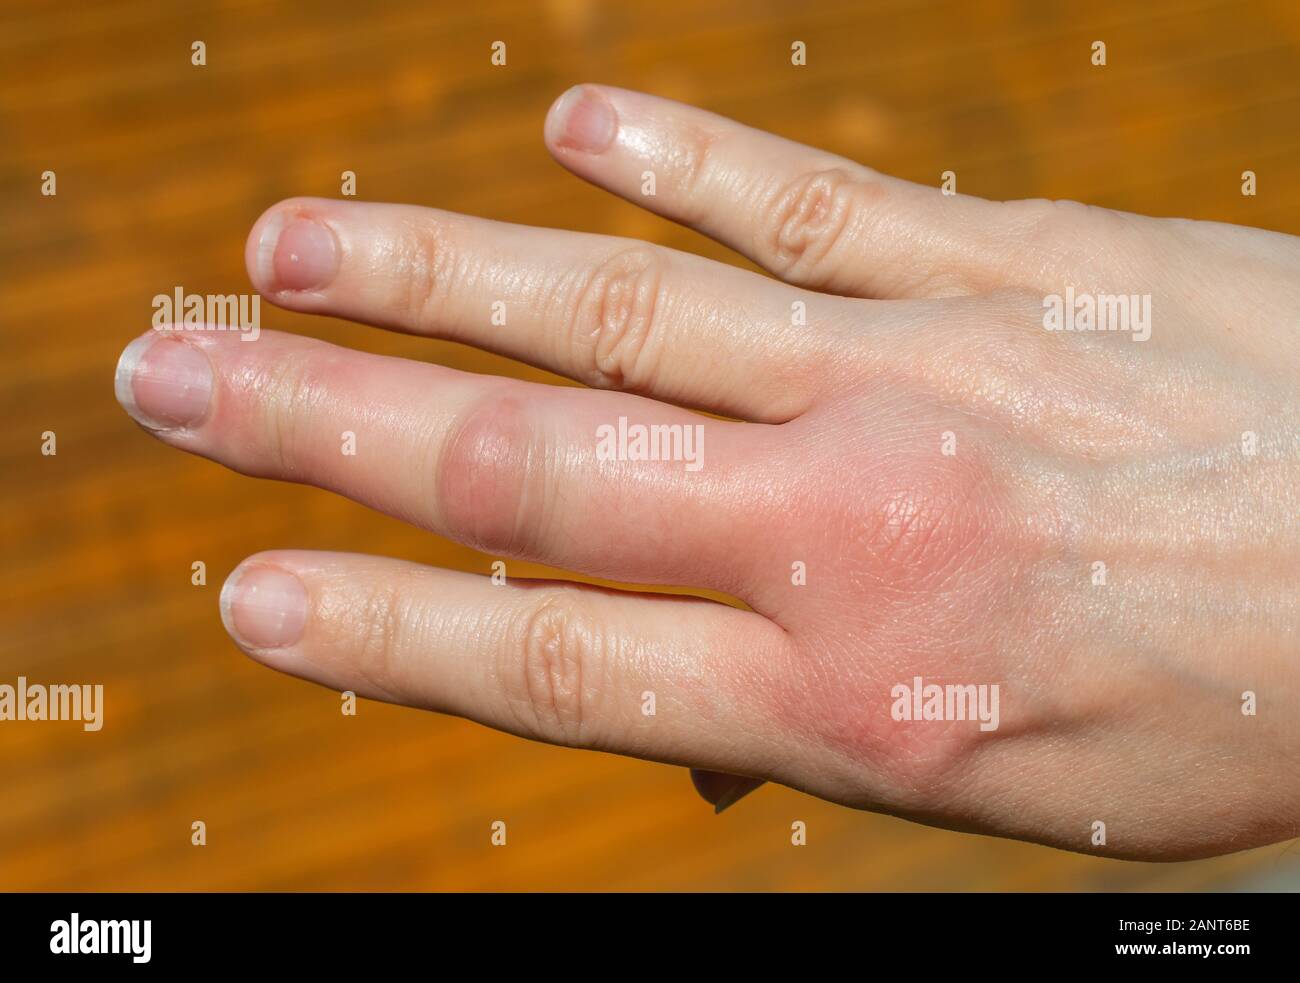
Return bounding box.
[438,395,551,558]
[867,488,954,568]
[502,593,605,747]
[396,220,456,328]
[570,246,666,393]
[854,471,995,594]
[261,356,331,479]
[351,579,411,702]
[764,168,879,281]
[677,125,722,204]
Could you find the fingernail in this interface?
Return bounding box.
[712,778,763,814]
[220,565,309,650]
[547,85,617,154]
[114,334,213,430]
[258,214,339,292]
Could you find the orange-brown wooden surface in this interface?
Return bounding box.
[3,0,1299,890]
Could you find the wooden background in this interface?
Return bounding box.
[3,0,1299,890]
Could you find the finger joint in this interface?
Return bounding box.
[568,246,668,393]
[502,592,607,747]
[763,168,880,283]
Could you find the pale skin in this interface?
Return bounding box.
[114,85,1300,861]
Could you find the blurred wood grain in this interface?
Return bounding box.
[2,0,1299,890]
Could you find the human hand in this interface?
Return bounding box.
[115,85,1300,860]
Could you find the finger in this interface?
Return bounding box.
[689,768,765,813]
[544,84,1020,300]
[219,550,791,773]
[246,197,837,423]
[115,328,768,593]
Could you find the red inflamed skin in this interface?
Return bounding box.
[115,85,1300,860]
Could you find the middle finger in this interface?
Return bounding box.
[115,328,770,593]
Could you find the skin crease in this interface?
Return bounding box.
[115,84,1299,861]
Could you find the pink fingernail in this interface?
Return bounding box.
[220,565,309,650]
[114,334,213,430]
[547,86,617,154]
[260,215,339,292]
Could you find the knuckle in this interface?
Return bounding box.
[394,218,457,328]
[1012,197,1096,253]
[437,393,553,557]
[859,485,968,590]
[879,723,986,811]
[675,124,723,209]
[1016,196,1104,233]
[501,591,606,747]
[849,451,1002,595]
[763,167,879,280]
[350,578,412,701]
[1006,197,1136,275]
[261,354,332,478]
[568,246,668,393]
